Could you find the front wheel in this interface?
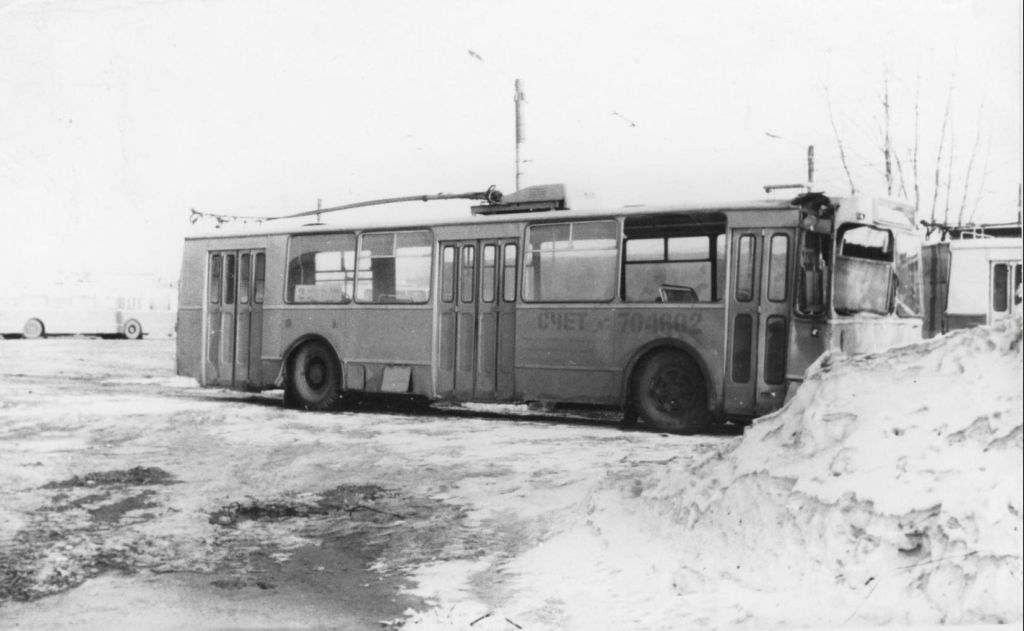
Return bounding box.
[23,318,45,339]
[630,349,710,434]
[286,341,341,411]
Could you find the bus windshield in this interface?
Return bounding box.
[833,224,921,317]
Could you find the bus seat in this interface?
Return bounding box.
[659,285,698,303]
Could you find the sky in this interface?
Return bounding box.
[1,0,1021,281]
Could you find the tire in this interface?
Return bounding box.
[286,341,341,411]
[630,349,710,434]
[23,318,45,339]
[123,319,143,340]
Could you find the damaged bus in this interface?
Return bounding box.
[176,185,924,433]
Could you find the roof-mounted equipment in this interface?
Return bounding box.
[472,183,568,215]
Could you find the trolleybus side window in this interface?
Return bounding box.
[993,263,1009,313]
[622,213,726,303]
[441,246,456,303]
[767,234,789,302]
[356,230,432,304]
[254,252,266,304]
[209,254,222,304]
[239,254,251,304]
[460,245,475,303]
[482,244,496,303]
[286,233,356,303]
[735,235,756,302]
[523,220,618,302]
[223,254,236,305]
[1016,264,1023,307]
[503,243,518,302]
[894,232,922,317]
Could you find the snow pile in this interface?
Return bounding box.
[640,316,1021,620]
[406,318,1022,630]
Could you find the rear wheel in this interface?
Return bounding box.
[122,319,143,340]
[22,318,45,339]
[630,349,710,434]
[286,341,341,411]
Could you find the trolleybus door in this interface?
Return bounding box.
[205,249,265,388]
[989,260,1021,324]
[437,240,518,401]
[724,229,793,416]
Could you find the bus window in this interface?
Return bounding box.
[482,245,496,303]
[1016,264,1023,307]
[894,232,922,317]
[224,254,236,305]
[460,245,476,303]
[356,230,431,303]
[796,230,829,316]
[238,254,251,305]
[254,252,266,304]
[835,225,896,316]
[523,220,618,302]
[503,244,518,302]
[209,254,222,304]
[839,225,893,261]
[767,234,788,302]
[993,263,1009,313]
[287,233,356,303]
[735,235,755,302]
[622,213,725,302]
[441,246,456,303]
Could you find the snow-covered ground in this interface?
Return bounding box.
[0,318,1021,630]
[405,318,1023,630]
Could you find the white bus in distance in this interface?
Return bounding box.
[0,274,177,340]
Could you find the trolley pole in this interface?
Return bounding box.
[514,78,525,191]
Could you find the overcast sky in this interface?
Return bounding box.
[1,0,1021,281]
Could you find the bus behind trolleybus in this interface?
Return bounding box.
[175,184,924,433]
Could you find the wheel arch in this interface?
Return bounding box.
[621,338,719,417]
[277,334,343,387]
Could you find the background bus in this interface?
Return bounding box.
[0,274,178,339]
[176,185,924,433]
[922,222,1023,338]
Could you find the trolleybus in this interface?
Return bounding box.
[176,184,924,432]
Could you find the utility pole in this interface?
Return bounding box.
[514,78,525,191]
[807,145,815,185]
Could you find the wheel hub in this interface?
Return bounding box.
[650,368,697,413]
[305,359,326,389]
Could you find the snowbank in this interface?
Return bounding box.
[406,318,1023,630]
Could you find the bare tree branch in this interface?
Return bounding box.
[825,87,857,195]
[944,113,955,225]
[956,103,984,225]
[930,81,953,222]
[967,131,994,225]
[894,151,909,199]
[884,72,893,196]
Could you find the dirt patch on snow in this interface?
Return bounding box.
[43,466,177,489]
